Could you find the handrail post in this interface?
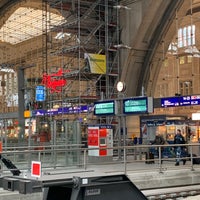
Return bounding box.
[84,149,87,170]
[124,146,127,174]
[158,146,163,173]
[190,145,194,171]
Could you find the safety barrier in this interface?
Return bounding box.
[0,143,199,175]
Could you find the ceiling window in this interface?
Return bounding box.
[0,7,66,44]
[178,25,195,48]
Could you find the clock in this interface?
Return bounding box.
[117,81,126,92]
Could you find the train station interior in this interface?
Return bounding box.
[0,0,200,198]
[0,0,199,149]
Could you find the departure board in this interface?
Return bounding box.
[123,97,153,114]
[94,100,116,116]
[161,95,200,107]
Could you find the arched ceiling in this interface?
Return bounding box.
[0,0,199,98]
[120,0,186,96]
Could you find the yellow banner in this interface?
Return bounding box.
[84,53,106,74]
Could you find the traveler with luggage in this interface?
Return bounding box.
[174,129,187,166]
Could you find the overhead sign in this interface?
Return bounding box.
[94,100,116,116]
[36,85,45,101]
[123,97,153,114]
[31,161,41,178]
[161,97,179,107]
[161,95,200,107]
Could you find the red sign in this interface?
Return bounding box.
[42,68,69,93]
[31,161,41,178]
[88,128,99,146]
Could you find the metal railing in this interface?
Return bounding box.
[0,142,200,175]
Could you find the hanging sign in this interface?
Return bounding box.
[36,85,46,101]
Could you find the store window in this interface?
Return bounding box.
[179,56,185,64]
[187,55,192,63]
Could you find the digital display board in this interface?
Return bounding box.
[123,97,153,114]
[94,100,116,116]
[161,95,200,107]
[35,85,46,101]
[191,95,200,105]
[179,96,191,106]
[161,97,179,107]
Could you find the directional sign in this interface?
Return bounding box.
[161,97,179,107]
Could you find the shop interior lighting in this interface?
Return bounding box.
[0,7,66,44]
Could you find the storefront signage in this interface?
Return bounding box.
[41,68,69,93]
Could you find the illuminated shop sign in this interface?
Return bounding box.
[41,68,69,93]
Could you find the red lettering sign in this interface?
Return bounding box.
[41,68,69,93]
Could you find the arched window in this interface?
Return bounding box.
[178,25,195,48]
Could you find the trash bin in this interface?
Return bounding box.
[133,137,138,145]
[138,138,143,145]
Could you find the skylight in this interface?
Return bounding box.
[0,7,65,44]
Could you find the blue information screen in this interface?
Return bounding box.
[161,97,179,107]
[36,86,45,101]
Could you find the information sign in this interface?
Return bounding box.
[31,161,41,178]
[94,100,116,116]
[36,85,45,101]
[123,97,153,114]
[161,97,179,107]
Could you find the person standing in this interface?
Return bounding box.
[174,129,186,166]
[151,132,165,163]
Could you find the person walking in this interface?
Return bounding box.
[151,132,165,164]
[174,129,186,166]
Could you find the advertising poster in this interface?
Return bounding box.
[84,53,106,74]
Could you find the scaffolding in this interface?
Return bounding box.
[0,0,121,145]
[35,0,121,123]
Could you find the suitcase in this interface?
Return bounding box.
[145,152,155,164]
[190,154,200,164]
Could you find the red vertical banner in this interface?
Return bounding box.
[88,126,99,156]
[88,128,99,146]
[99,128,107,156]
